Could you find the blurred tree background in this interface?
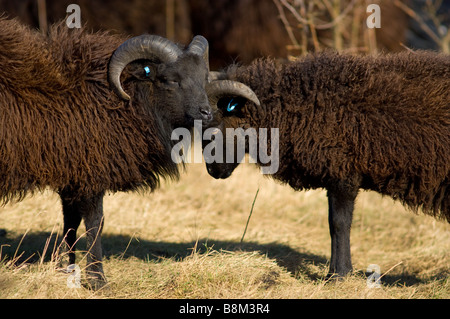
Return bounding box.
[0,0,448,68]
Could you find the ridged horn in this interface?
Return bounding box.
[206,80,261,109]
[187,35,210,73]
[108,35,183,100]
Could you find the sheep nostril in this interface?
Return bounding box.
[200,108,212,121]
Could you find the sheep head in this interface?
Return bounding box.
[203,78,262,179]
[108,35,212,128]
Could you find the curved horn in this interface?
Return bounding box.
[206,80,261,108]
[187,35,209,73]
[108,35,183,100]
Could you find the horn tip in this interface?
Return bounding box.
[120,93,131,101]
[193,34,207,42]
[115,89,131,101]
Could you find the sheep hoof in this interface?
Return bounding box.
[85,277,108,291]
[325,272,351,282]
[85,272,108,291]
[325,273,343,281]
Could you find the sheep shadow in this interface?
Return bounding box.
[1,230,441,287]
[101,234,330,281]
[0,230,327,281]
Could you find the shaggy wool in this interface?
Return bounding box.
[0,18,180,203]
[215,51,450,222]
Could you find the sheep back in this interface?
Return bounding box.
[228,52,450,221]
[0,18,178,203]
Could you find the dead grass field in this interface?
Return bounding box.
[0,162,449,299]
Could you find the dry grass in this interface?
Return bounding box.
[0,163,449,299]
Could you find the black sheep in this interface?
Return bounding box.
[205,51,450,278]
[0,17,213,288]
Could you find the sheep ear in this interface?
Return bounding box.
[208,71,226,82]
[187,35,210,73]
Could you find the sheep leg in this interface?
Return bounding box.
[60,191,106,289]
[82,192,106,289]
[327,182,358,278]
[62,203,82,265]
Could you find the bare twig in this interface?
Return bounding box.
[315,0,357,30]
[400,42,416,53]
[280,0,356,30]
[394,0,442,45]
[279,0,309,25]
[274,0,301,48]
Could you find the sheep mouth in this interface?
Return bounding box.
[206,165,233,179]
[184,106,213,126]
[199,108,213,122]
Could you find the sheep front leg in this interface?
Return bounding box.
[82,192,106,289]
[60,191,107,289]
[62,202,82,266]
[327,182,358,278]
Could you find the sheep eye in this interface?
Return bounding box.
[218,97,246,118]
[227,98,238,112]
[144,66,151,77]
